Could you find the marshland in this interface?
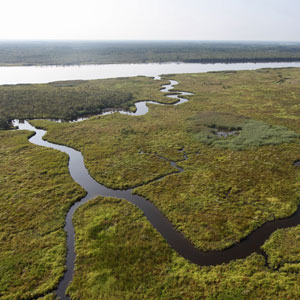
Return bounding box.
[2,63,300,299]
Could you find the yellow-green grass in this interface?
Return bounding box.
[0,130,85,299]
[165,68,300,134]
[4,68,300,298]
[32,111,186,189]
[68,196,300,300]
[37,294,58,300]
[32,68,300,250]
[262,225,300,270]
[135,143,300,250]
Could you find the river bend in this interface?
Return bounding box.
[14,79,300,300]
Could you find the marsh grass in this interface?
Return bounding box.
[0,76,169,129]
[37,293,58,300]
[68,197,300,300]
[262,225,300,269]
[0,130,85,299]
[35,68,300,251]
[5,68,300,298]
[188,112,299,150]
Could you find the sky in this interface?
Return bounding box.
[0,0,300,41]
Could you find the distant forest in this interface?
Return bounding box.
[0,79,133,129]
[1,41,300,65]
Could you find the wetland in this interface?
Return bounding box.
[3,66,300,299]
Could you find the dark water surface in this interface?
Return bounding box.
[13,78,300,300]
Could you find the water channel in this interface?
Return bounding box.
[12,65,300,299]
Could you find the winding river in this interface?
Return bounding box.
[14,78,300,300]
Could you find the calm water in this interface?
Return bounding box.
[1,62,300,84]
[14,79,300,298]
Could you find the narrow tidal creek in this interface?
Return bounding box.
[14,79,300,300]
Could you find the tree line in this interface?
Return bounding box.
[0,80,133,129]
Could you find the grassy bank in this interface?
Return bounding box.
[0,130,84,299]
[68,196,300,300]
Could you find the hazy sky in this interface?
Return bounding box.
[1,0,299,41]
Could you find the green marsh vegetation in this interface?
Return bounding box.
[187,111,299,150]
[68,196,300,299]
[0,130,84,299]
[262,225,300,270]
[4,68,300,298]
[37,294,57,300]
[34,68,300,251]
[0,76,169,129]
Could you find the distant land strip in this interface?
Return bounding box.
[1,41,300,66]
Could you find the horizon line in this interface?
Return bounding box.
[0,39,300,43]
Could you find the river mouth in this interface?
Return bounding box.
[12,76,300,300]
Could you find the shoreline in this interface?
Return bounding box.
[1,58,300,67]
